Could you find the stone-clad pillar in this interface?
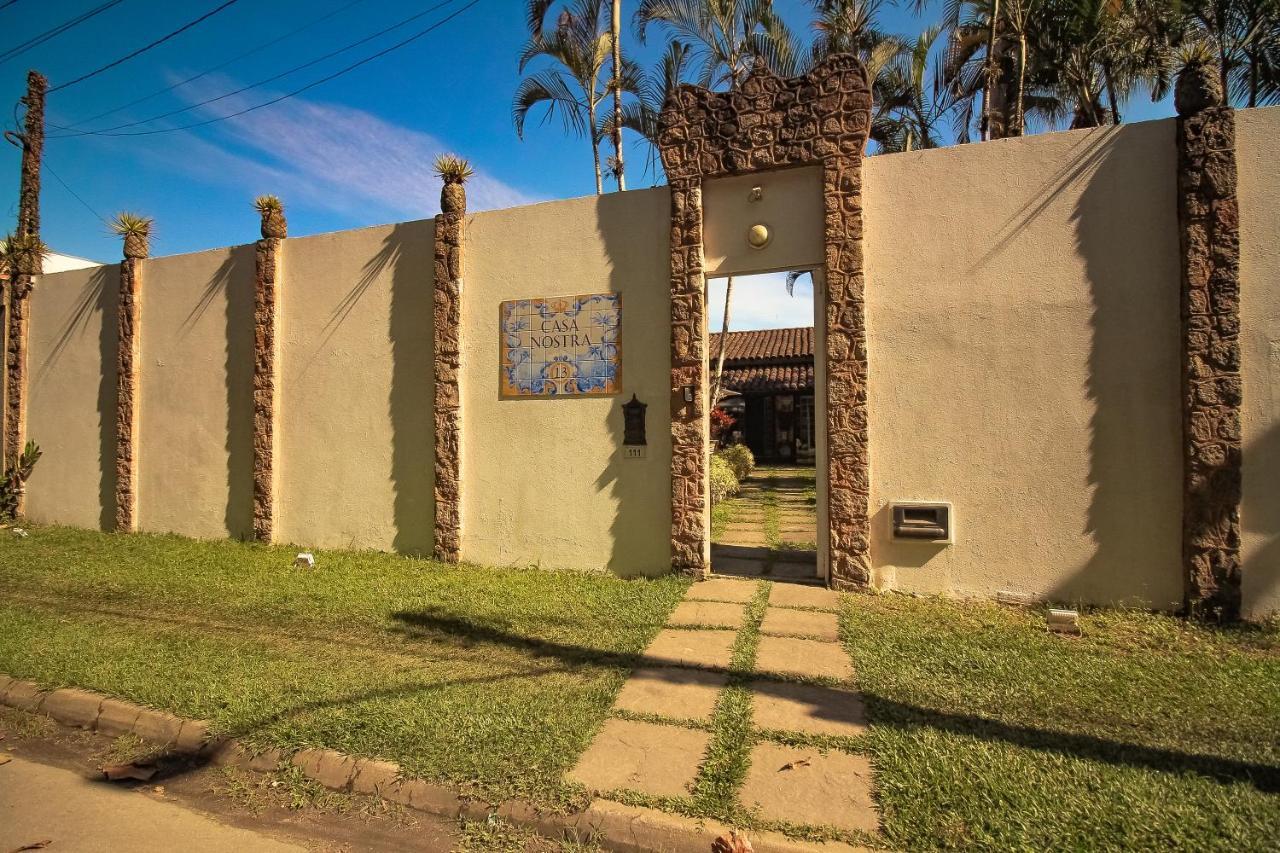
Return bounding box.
[253,198,286,542]
[115,235,147,532]
[822,157,872,590]
[433,172,466,563]
[1175,62,1242,620]
[669,178,709,577]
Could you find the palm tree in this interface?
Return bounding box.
[808,0,898,57]
[602,39,694,179]
[1178,0,1280,106]
[610,0,627,189]
[515,0,642,193]
[634,0,805,89]
[875,27,959,151]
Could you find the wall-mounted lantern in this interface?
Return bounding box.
[622,394,648,446]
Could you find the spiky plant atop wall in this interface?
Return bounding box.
[433,154,475,183]
[434,154,473,216]
[254,194,288,239]
[1175,41,1223,114]
[110,212,154,259]
[0,441,42,521]
[1,233,50,276]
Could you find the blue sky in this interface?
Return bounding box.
[2,0,1175,326]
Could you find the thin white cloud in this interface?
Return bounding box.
[146,72,540,219]
[707,272,816,332]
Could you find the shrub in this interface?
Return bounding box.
[717,444,754,481]
[0,441,41,520]
[710,454,740,505]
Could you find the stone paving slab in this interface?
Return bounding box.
[613,667,728,722]
[667,600,745,629]
[641,628,735,670]
[568,719,709,799]
[760,607,840,641]
[740,742,879,834]
[720,531,769,546]
[769,583,842,611]
[755,636,853,681]
[685,577,758,603]
[750,680,868,738]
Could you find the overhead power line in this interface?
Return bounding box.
[54,0,482,138]
[48,0,243,94]
[62,0,372,129]
[46,160,109,226]
[0,1,24,13]
[0,0,127,65]
[51,0,465,137]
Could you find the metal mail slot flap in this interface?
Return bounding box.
[891,503,951,542]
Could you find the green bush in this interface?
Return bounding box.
[717,444,755,481]
[710,454,740,505]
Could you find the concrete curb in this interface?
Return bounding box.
[0,675,867,853]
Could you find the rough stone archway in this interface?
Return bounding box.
[658,54,873,589]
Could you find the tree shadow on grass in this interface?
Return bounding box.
[862,694,1280,794]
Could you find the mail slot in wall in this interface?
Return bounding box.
[890,502,953,543]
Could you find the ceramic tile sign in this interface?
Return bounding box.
[500,293,621,397]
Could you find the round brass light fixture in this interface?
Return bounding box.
[747,223,771,249]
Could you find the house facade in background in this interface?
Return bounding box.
[712,327,816,465]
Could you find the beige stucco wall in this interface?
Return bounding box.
[864,120,1184,608]
[25,264,119,529]
[1237,106,1280,619]
[704,166,824,276]
[461,190,672,576]
[135,246,256,540]
[276,219,436,553]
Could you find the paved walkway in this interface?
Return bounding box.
[569,577,879,839]
[714,466,819,580]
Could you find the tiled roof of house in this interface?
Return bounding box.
[709,326,813,362]
[710,326,815,394]
[718,363,814,393]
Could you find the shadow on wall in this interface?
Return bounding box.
[1056,125,1182,609]
[1244,419,1280,614]
[187,246,257,540]
[591,190,671,577]
[380,221,435,555]
[39,265,122,531]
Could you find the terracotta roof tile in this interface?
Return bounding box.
[720,363,813,394]
[709,326,813,362]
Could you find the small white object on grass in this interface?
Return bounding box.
[1047,608,1081,636]
[293,552,315,569]
[11,527,27,538]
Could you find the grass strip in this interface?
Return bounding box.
[688,580,771,818]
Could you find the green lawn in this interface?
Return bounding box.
[1,526,1277,849]
[0,525,687,805]
[844,595,1280,851]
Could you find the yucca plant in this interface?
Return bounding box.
[109,212,154,260]
[1,233,50,276]
[254,194,287,239]
[0,440,42,520]
[433,154,474,215]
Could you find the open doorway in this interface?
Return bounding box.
[707,270,821,582]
